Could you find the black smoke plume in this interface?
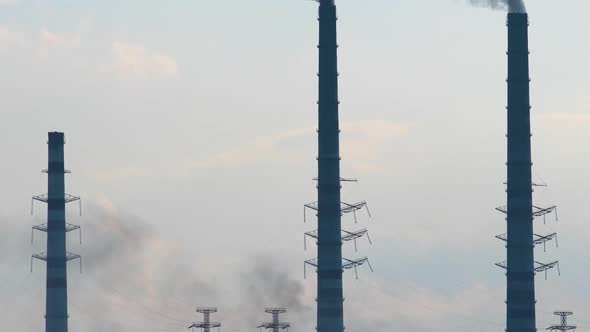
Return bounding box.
[469,0,527,13]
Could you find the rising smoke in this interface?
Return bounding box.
[77,200,313,332]
[238,256,312,326]
[0,200,312,332]
[469,0,527,13]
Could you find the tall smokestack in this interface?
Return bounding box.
[46,132,70,332]
[505,12,536,332]
[31,132,81,332]
[316,0,344,332]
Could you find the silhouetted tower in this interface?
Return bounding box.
[257,308,290,332]
[189,307,221,332]
[547,311,576,332]
[493,14,560,332]
[503,12,537,332]
[314,1,344,332]
[31,132,81,332]
[303,2,373,332]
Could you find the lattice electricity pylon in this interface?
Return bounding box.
[304,228,372,251]
[547,311,576,332]
[304,257,373,280]
[494,260,559,280]
[304,200,371,224]
[495,232,558,252]
[188,307,221,332]
[257,308,290,332]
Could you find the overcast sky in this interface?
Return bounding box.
[1,0,589,331]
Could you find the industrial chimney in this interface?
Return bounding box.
[31,132,81,332]
[505,13,536,332]
[315,1,344,332]
[303,1,374,331]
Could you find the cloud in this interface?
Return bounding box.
[0,0,17,5]
[112,41,178,80]
[0,26,24,48]
[189,127,314,170]
[0,26,75,53]
[75,120,411,185]
[341,120,412,174]
[187,120,411,175]
[40,27,65,48]
[538,112,590,129]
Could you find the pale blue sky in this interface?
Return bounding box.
[0,0,589,331]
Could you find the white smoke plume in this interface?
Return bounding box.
[469,0,527,13]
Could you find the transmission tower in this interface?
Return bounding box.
[547,311,576,332]
[30,132,82,332]
[257,308,290,332]
[188,307,221,332]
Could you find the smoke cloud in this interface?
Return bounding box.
[0,199,312,332]
[238,256,312,326]
[469,0,527,13]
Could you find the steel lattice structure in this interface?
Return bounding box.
[189,307,221,332]
[547,311,576,332]
[257,308,290,332]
